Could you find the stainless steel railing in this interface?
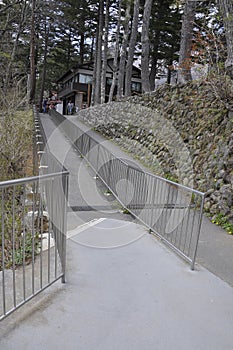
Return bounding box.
[0,109,69,321]
[50,109,205,270]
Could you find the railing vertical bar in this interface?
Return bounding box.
[128,167,133,209]
[139,171,145,221]
[48,183,51,284]
[155,178,162,233]
[22,184,26,300]
[187,196,198,258]
[157,179,165,234]
[12,185,16,307]
[141,172,148,223]
[173,187,182,248]
[146,175,152,226]
[61,173,69,283]
[163,183,173,239]
[108,155,112,188]
[96,143,100,177]
[136,169,141,213]
[1,189,6,315]
[124,165,130,207]
[150,175,157,230]
[136,172,141,213]
[31,182,35,295]
[171,188,182,247]
[179,192,191,253]
[52,178,58,279]
[191,195,205,270]
[87,133,91,161]
[39,194,43,289]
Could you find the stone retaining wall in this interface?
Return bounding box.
[77,82,233,225]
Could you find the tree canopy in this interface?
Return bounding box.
[0,0,232,107]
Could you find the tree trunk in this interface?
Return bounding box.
[218,0,233,78]
[91,37,97,105]
[94,0,104,105]
[79,33,85,64]
[109,0,122,102]
[149,36,159,91]
[4,1,28,92]
[141,0,153,93]
[177,0,196,84]
[90,35,95,62]
[125,0,140,97]
[66,30,72,70]
[39,21,50,112]
[29,0,36,104]
[117,1,131,99]
[101,0,110,104]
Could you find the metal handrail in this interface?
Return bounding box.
[0,108,69,321]
[49,110,205,270]
[0,172,69,188]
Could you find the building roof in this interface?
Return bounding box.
[57,58,141,83]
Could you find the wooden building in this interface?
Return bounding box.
[57,58,142,114]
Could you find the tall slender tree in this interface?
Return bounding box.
[218,0,233,78]
[2,1,29,92]
[141,0,153,93]
[117,0,131,99]
[101,0,110,104]
[109,0,122,102]
[177,0,196,83]
[29,0,36,104]
[125,0,140,97]
[91,0,104,105]
[39,19,50,112]
[149,0,181,89]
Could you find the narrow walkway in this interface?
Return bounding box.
[39,112,138,230]
[57,112,233,288]
[0,113,233,349]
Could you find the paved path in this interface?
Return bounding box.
[61,113,233,287]
[1,220,233,350]
[1,112,233,349]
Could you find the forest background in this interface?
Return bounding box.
[0,0,232,108]
[0,0,232,181]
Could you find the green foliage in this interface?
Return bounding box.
[149,0,181,77]
[0,191,41,270]
[165,174,178,183]
[211,213,233,235]
[0,109,33,181]
[122,207,130,214]
[13,232,40,267]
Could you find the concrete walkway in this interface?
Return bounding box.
[60,113,233,287]
[1,113,233,349]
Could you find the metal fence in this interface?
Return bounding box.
[50,110,205,270]
[0,110,69,321]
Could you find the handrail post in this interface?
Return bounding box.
[124,165,130,208]
[191,194,205,270]
[107,155,112,187]
[61,172,69,283]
